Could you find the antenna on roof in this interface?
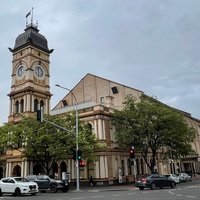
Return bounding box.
[25,7,34,28]
[31,7,34,25]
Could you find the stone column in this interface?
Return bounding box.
[71,160,75,179]
[32,95,34,112]
[8,162,12,176]
[99,156,108,178]
[124,157,128,176]
[24,160,28,177]
[98,119,103,139]
[6,162,9,177]
[94,120,98,138]
[95,160,100,179]
[102,120,106,139]
[21,160,24,177]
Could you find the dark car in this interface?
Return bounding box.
[135,174,176,190]
[26,175,69,193]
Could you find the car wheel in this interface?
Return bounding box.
[50,184,57,193]
[14,188,21,196]
[139,187,144,190]
[31,193,37,196]
[170,182,175,188]
[0,188,2,196]
[150,183,156,190]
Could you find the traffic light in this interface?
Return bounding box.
[79,160,85,167]
[129,146,135,158]
[77,150,82,160]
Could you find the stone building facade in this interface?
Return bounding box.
[0,20,200,185]
[51,73,200,184]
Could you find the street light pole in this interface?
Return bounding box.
[55,84,79,190]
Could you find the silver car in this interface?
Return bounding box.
[165,174,180,183]
[177,173,192,182]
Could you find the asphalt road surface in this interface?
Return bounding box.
[1,180,200,200]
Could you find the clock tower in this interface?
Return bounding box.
[8,21,53,123]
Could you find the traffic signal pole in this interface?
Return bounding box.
[129,146,136,181]
[55,84,80,191]
[37,107,80,190]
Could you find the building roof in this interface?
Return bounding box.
[12,23,50,53]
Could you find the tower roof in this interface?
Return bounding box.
[12,23,50,53]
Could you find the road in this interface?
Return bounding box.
[1,180,200,200]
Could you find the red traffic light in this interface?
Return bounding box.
[129,146,135,158]
[79,160,85,167]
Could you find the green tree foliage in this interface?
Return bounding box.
[0,113,103,175]
[112,94,196,173]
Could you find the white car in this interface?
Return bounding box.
[165,174,180,183]
[0,177,38,196]
[177,173,192,182]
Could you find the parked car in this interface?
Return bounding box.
[135,174,176,190]
[26,175,69,193]
[165,174,180,183]
[0,177,38,196]
[176,173,192,182]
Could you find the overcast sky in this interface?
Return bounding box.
[0,0,200,125]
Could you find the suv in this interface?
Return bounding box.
[135,174,176,190]
[26,175,69,193]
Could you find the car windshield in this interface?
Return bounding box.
[14,177,30,182]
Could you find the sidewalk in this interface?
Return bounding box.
[70,184,137,192]
[69,177,200,192]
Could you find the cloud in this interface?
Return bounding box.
[0,0,200,124]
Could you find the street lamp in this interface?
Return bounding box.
[55,84,80,190]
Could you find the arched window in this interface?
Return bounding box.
[20,99,24,113]
[136,158,140,175]
[16,101,19,113]
[40,100,44,109]
[60,162,67,178]
[140,158,144,175]
[34,99,38,112]
[12,165,21,177]
[127,158,132,175]
[121,160,125,176]
[53,163,58,179]
[86,123,93,135]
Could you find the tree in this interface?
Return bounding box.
[112,94,196,173]
[0,113,104,175]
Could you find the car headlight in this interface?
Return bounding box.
[21,185,29,187]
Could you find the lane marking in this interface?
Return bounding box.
[90,195,104,198]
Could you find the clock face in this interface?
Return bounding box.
[34,66,44,78]
[17,65,25,77]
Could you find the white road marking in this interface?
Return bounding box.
[90,195,104,198]
[186,196,195,198]
[111,194,121,197]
